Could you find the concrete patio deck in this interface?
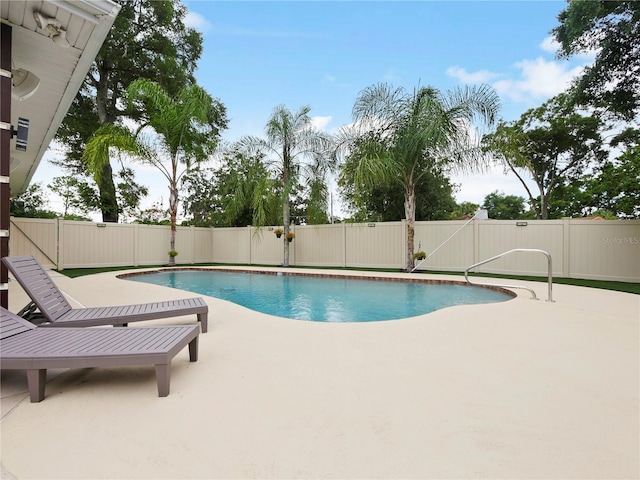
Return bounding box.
[1,267,638,479]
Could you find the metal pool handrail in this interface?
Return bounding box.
[464,248,554,302]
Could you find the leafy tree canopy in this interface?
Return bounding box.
[553,0,640,120]
[482,94,606,219]
[482,191,528,220]
[339,147,458,222]
[10,184,58,219]
[449,202,480,220]
[182,148,282,228]
[55,0,206,222]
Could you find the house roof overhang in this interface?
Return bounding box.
[1,0,120,195]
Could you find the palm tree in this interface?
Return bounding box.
[345,83,500,271]
[238,105,333,267]
[84,78,227,265]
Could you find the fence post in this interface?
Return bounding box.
[133,223,139,267]
[57,218,63,270]
[473,218,481,268]
[191,225,195,264]
[563,217,571,278]
[342,222,347,268]
[211,226,215,263]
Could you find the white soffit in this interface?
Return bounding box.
[1,0,120,195]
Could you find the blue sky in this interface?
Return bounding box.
[185,0,582,139]
[36,0,594,218]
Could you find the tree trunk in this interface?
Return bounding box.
[283,197,291,267]
[97,162,118,222]
[404,183,416,272]
[540,192,549,220]
[94,65,119,223]
[168,183,178,266]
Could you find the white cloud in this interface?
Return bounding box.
[184,11,211,33]
[447,35,595,108]
[539,36,560,53]
[310,115,332,131]
[446,66,500,84]
[493,57,585,102]
[540,34,599,61]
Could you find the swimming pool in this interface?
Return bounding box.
[124,269,514,322]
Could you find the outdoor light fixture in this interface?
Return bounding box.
[33,10,71,48]
[11,68,40,101]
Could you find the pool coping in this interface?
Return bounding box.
[116,266,518,298]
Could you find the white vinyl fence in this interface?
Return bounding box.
[8,217,640,282]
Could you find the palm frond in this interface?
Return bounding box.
[83,124,144,183]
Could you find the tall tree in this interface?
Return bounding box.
[84,79,227,264]
[582,129,640,218]
[343,83,500,271]
[553,0,640,121]
[483,94,606,219]
[55,0,203,222]
[482,191,527,220]
[238,105,333,267]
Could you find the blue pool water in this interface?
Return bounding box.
[125,270,513,322]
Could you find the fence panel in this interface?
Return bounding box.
[8,218,57,268]
[249,227,283,265]
[193,227,213,264]
[294,224,345,267]
[6,217,639,282]
[134,224,173,266]
[174,226,195,264]
[413,221,475,271]
[345,222,404,269]
[476,221,565,276]
[568,220,640,282]
[61,221,135,268]
[211,227,250,264]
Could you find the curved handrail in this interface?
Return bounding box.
[464,248,554,302]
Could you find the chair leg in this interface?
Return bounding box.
[155,364,171,397]
[198,313,208,333]
[26,369,47,402]
[188,336,199,362]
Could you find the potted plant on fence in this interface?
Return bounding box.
[285,232,295,242]
[413,251,426,261]
[274,228,283,238]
